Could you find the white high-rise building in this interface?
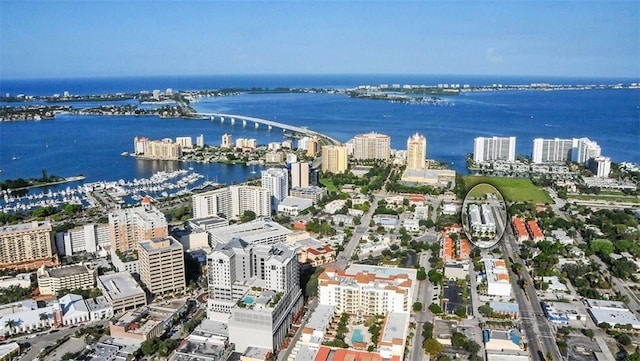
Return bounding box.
[589,156,611,178]
[531,138,574,164]
[572,137,602,165]
[261,168,288,210]
[207,241,303,353]
[406,133,427,170]
[108,198,168,252]
[55,224,110,256]
[192,186,271,219]
[473,136,516,163]
[221,133,233,148]
[290,162,310,188]
[175,136,193,148]
[352,132,391,161]
[196,134,204,147]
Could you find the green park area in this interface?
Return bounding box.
[319,178,339,192]
[465,183,503,200]
[463,176,553,204]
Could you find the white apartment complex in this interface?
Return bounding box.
[406,133,427,170]
[261,168,289,210]
[531,138,574,164]
[221,133,233,148]
[192,185,271,220]
[137,236,186,296]
[572,137,601,165]
[467,203,496,237]
[55,223,110,255]
[352,132,391,161]
[108,199,168,252]
[206,240,303,353]
[318,265,416,315]
[589,156,611,178]
[473,136,516,163]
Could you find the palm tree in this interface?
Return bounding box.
[39,312,49,327]
[4,319,16,335]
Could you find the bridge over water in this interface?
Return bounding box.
[197,112,342,146]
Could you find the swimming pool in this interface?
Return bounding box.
[352,329,364,343]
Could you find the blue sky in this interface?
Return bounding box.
[1,1,638,79]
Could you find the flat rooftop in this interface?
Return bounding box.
[0,220,51,234]
[209,219,291,244]
[305,304,334,331]
[47,264,90,278]
[381,312,408,343]
[97,272,145,300]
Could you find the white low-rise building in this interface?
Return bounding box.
[403,218,420,232]
[586,299,640,329]
[0,274,31,289]
[97,272,147,313]
[323,200,346,215]
[484,258,511,297]
[277,197,313,217]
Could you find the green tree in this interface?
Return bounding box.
[416,267,427,281]
[240,210,257,223]
[429,303,442,314]
[413,302,423,312]
[583,328,595,340]
[423,338,443,356]
[451,332,467,348]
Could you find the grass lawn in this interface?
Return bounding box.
[466,183,502,199]
[319,178,338,192]
[463,176,553,204]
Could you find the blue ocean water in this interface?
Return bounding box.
[0,75,638,189]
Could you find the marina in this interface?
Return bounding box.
[0,169,218,213]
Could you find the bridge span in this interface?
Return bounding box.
[198,112,342,146]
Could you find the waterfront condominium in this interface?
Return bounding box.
[406,132,427,170]
[589,156,612,178]
[290,162,310,188]
[108,197,168,253]
[221,133,233,148]
[321,145,348,173]
[206,240,303,353]
[191,185,271,220]
[0,220,57,270]
[137,236,186,296]
[473,136,516,163]
[261,168,289,210]
[572,137,602,165]
[133,136,182,160]
[531,138,574,164]
[352,132,391,161]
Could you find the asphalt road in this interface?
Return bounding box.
[334,196,380,270]
[503,226,561,361]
